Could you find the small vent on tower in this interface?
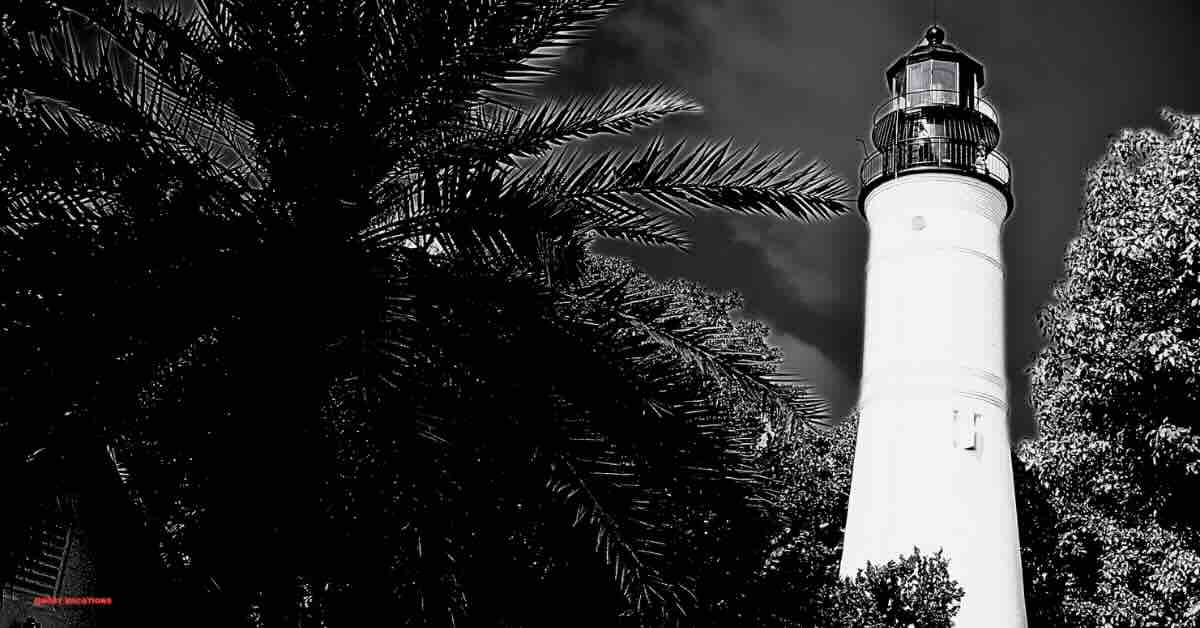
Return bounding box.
[911,215,927,230]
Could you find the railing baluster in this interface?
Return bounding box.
[873,89,999,126]
[861,138,1010,191]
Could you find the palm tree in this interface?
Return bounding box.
[0,1,851,626]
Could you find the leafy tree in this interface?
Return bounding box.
[1020,109,1200,626]
[0,1,851,626]
[821,548,965,628]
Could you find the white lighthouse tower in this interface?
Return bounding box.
[839,26,1027,627]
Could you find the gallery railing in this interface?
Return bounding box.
[872,90,999,126]
[860,137,1011,193]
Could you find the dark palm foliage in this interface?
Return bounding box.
[0,1,851,626]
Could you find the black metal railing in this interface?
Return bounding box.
[860,137,1011,191]
[872,90,999,126]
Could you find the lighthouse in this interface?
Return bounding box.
[839,25,1027,626]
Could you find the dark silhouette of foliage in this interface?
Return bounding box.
[1019,110,1200,626]
[0,1,852,626]
[578,255,827,627]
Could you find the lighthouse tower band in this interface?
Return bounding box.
[839,25,1028,627]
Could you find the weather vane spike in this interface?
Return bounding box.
[933,0,938,27]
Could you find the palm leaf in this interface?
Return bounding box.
[545,453,688,616]
[583,206,692,250]
[483,85,702,163]
[10,2,261,188]
[376,85,701,191]
[579,275,831,430]
[465,0,626,100]
[509,137,854,225]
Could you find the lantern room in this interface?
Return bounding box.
[861,26,1012,214]
[884,26,984,108]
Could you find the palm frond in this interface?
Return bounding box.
[0,106,142,227]
[561,275,776,483]
[361,0,624,159]
[509,137,854,225]
[191,0,249,52]
[583,206,692,250]
[9,3,261,188]
[364,164,588,282]
[376,85,701,192]
[579,277,831,430]
[183,0,244,51]
[474,85,702,164]
[469,0,625,99]
[546,453,688,617]
[107,443,131,487]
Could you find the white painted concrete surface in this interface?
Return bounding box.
[840,173,1028,627]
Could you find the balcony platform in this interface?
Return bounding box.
[859,138,1013,216]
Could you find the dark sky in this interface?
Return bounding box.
[541,0,1200,441]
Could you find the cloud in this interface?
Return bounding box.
[766,330,856,423]
[728,217,858,320]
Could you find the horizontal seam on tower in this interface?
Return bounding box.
[861,365,1006,387]
[867,245,1004,273]
[858,389,1009,411]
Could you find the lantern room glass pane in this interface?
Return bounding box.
[906,61,931,92]
[932,60,958,93]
